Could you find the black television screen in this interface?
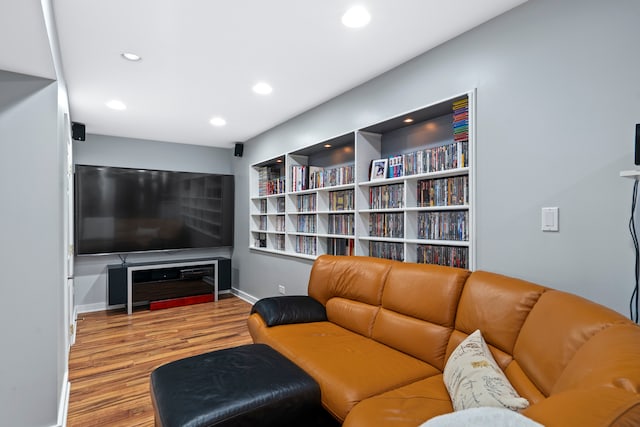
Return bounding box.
[74,165,234,255]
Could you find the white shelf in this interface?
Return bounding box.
[405,239,470,246]
[317,210,356,214]
[250,229,285,235]
[288,231,318,237]
[359,167,470,188]
[405,205,469,212]
[360,207,405,213]
[358,236,405,243]
[621,170,640,179]
[359,176,406,187]
[317,233,355,239]
[315,183,356,192]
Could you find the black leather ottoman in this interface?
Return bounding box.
[150,344,337,427]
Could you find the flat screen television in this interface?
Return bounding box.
[74,165,234,255]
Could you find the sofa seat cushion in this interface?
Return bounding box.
[342,375,452,427]
[248,315,440,421]
[521,386,640,427]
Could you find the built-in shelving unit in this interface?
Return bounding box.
[250,90,475,269]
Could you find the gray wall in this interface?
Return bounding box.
[232,0,640,316]
[0,71,65,426]
[73,134,235,310]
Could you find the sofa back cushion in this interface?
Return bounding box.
[445,272,547,403]
[372,263,469,369]
[326,298,380,337]
[453,271,546,356]
[551,323,640,395]
[309,255,392,336]
[309,255,392,306]
[513,290,630,396]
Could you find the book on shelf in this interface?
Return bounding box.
[295,236,317,255]
[370,184,404,209]
[258,166,285,196]
[265,177,286,195]
[329,189,354,211]
[453,98,469,143]
[297,193,317,212]
[388,155,404,178]
[297,214,317,233]
[417,211,468,241]
[255,233,267,248]
[308,166,324,190]
[380,140,469,180]
[308,164,355,189]
[328,237,354,256]
[369,212,404,238]
[260,199,267,213]
[417,244,468,269]
[275,216,286,232]
[417,176,468,207]
[369,241,403,261]
[291,165,309,192]
[277,197,286,213]
[257,167,268,196]
[328,213,354,235]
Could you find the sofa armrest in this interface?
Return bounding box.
[522,387,640,427]
[251,296,327,327]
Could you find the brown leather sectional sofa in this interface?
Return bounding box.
[248,255,640,426]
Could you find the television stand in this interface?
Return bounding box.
[107,257,231,315]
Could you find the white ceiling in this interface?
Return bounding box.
[1,0,528,149]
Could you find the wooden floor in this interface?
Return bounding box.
[67,294,254,427]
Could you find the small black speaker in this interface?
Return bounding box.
[72,122,85,141]
[234,143,244,157]
[635,123,640,166]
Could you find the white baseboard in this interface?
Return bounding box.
[50,371,70,427]
[76,302,109,314]
[77,289,256,314]
[231,287,258,305]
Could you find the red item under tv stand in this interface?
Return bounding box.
[149,294,214,310]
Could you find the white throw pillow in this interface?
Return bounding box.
[420,407,543,427]
[443,329,529,411]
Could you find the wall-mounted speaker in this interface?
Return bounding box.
[234,143,244,157]
[72,122,86,141]
[635,123,640,166]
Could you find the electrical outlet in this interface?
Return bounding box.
[278,285,286,295]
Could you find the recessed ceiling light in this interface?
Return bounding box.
[276,159,283,163]
[106,100,126,110]
[252,82,273,95]
[210,117,227,127]
[324,144,332,148]
[342,5,371,28]
[403,118,414,123]
[121,52,141,62]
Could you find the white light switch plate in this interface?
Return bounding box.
[541,207,559,231]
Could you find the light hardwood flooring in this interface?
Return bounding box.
[67,294,254,427]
